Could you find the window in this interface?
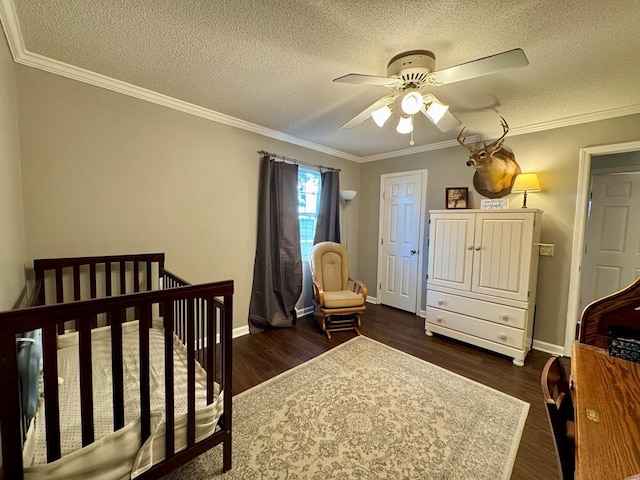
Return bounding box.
[298,169,321,259]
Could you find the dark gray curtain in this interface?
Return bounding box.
[313,170,341,244]
[248,155,303,333]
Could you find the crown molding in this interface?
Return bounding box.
[0,0,360,163]
[2,0,639,165]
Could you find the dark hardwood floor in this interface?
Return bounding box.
[231,303,561,480]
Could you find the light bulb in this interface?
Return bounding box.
[396,114,413,134]
[401,91,424,115]
[425,102,449,124]
[371,105,392,127]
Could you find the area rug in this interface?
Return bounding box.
[166,336,529,480]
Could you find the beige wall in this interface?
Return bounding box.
[16,65,360,329]
[11,48,640,347]
[357,113,640,348]
[0,32,26,311]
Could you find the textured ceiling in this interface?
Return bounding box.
[5,0,640,159]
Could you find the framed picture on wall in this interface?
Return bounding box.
[445,187,469,209]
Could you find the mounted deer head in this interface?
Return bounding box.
[457,117,521,198]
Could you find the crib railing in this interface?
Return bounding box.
[0,254,234,480]
[34,253,166,332]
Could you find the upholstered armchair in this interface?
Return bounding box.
[309,241,367,338]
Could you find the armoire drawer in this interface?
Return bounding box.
[426,307,526,349]
[426,290,526,329]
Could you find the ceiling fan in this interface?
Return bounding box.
[334,48,528,140]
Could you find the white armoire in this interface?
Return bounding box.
[425,209,542,366]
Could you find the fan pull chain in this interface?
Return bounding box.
[410,128,415,146]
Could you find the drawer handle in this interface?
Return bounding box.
[437,299,445,306]
[500,314,509,321]
[499,333,508,342]
[466,244,474,251]
[474,244,481,251]
[436,316,443,323]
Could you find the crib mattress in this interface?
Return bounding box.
[22,321,224,480]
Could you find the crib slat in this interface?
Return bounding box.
[206,298,216,404]
[134,261,140,293]
[111,308,125,430]
[146,261,152,291]
[105,261,112,296]
[164,302,176,459]
[90,264,98,328]
[187,299,196,447]
[55,268,63,304]
[73,265,81,301]
[139,303,151,442]
[119,261,126,296]
[55,268,65,334]
[42,323,62,462]
[78,316,94,446]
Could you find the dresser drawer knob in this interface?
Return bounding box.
[474,244,481,251]
[466,244,474,251]
[500,314,509,321]
[437,299,445,306]
[436,316,443,323]
[499,333,508,342]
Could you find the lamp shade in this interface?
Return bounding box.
[512,173,541,192]
[396,114,413,134]
[371,105,392,127]
[401,91,424,115]
[340,190,357,201]
[424,102,449,124]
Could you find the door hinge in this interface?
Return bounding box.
[379,283,382,289]
[381,238,383,245]
[382,191,385,199]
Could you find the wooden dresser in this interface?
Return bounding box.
[572,341,640,480]
[425,209,542,366]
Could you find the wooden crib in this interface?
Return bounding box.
[0,253,233,480]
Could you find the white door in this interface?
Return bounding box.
[379,172,425,312]
[580,172,640,311]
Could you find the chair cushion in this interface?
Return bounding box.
[323,290,365,308]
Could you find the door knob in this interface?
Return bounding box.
[410,249,417,254]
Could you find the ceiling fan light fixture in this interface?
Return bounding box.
[396,114,413,134]
[371,105,392,127]
[401,91,424,115]
[425,101,449,124]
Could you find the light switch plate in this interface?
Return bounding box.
[539,244,555,256]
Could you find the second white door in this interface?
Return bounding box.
[379,172,425,312]
[580,171,640,311]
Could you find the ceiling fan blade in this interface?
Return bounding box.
[340,95,396,129]
[427,48,529,86]
[333,74,401,87]
[433,109,462,132]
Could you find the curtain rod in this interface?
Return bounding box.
[257,150,340,172]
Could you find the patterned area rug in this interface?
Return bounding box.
[166,336,529,480]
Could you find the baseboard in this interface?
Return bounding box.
[417,308,426,318]
[232,325,250,338]
[295,306,315,318]
[531,339,565,356]
[366,296,378,304]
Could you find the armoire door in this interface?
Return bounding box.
[471,212,534,302]
[427,213,475,291]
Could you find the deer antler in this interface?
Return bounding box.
[456,127,475,152]
[482,116,509,152]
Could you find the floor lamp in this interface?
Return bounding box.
[340,190,357,250]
